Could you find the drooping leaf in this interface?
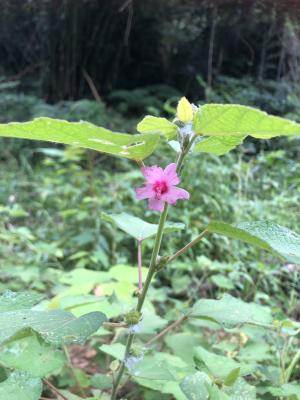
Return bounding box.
[206,220,300,263]
[0,309,107,345]
[193,104,300,138]
[102,212,184,241]
[0,118,160,161]
[177,97,193,123]
[0,333,65,377]
[0,372,42,400]
[194,135,245,155]
[0,291,43,312]
[137,116,178,140]
[189,294,272,329]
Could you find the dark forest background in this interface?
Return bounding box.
[0,0,300,105]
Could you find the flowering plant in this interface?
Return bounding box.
[1,97,300,399]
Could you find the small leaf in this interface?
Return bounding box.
[0,118,160,161]
[224,367,241,386]
[0,372,42,400]
[193,104,300,138]
[190,293,272,328]
[137,116,178,140]
[102,212,184,241]
[206,220,300,263]
[177,97,193,123]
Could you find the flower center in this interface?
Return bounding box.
[153,181,168,199]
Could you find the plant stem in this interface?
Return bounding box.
[145,314,188,347]
[110,137,194,399]
[137,240,143,291]
[63,345,86,398]
[42,379,68,400]
[285,349,300,382]
[167,229,208,263]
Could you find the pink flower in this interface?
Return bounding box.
[135,163,190,212]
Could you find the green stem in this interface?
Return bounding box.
[110,135,195,400]
[285,349,300,383]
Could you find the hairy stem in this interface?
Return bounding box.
[110,137,195,399]
[137,240,143,291]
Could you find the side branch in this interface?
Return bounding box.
[168,229,208,263]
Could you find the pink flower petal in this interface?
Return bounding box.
[135,184,155,200]
[142,165,164,183]
[163,163,180,185]
[162,186,190,205]
[148,198,165,213]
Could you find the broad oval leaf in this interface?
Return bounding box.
[0,372,42,400]
[0,118,160,161]
[195,135,245,155]
[194,104,300,138]
[102,212,184,241]
[189,294,272,329]
[206,220,300,264]
[0,333,65,377]
[0,309,107,345]
[137,116,178,140]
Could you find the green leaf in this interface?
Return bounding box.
[102,212,184,241]
[0,333,65,377]
[206,220,300,264]
[180,371,210,400]
[0,309,107,345]
[100,343,125,361]
[224,378,256,400]
[194,135,245,155]
[0,372,42,400]
[137,116,178,140]
[108,265,148,284]
[194,347,253,381]
[0,291,43,312]
[190,294,272,329]
[267,383,300,397]
[0,118,160,161]
[193,104,300,138]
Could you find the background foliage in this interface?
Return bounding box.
[0,1,300,399]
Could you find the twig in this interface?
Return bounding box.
[42,379,68,400]
[145,314,188,347]
[168,230,208,263]
[82,69,101,102]
[137,240,143,291]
